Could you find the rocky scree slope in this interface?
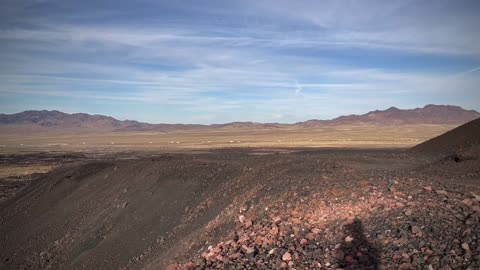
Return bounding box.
[0,151,479,269]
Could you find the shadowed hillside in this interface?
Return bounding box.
[412,117,480,154]
[412,118,480,180]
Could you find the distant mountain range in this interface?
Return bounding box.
[297,104,480,127]
[0,105,479,132]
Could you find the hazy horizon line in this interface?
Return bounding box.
[1,103,478,125]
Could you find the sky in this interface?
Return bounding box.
[0,0,479,124]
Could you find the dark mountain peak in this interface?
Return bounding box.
[385,106,400,111]
[422,104,462,110]
[424,104,439,109]
[365,106,400,115]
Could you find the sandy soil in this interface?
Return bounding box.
[0,124,456,151]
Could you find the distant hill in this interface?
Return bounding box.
[0,105,478,132]
[411,117,480,154]
[0,110,209,132]
[297,105,480,127]
[0,110,148,131]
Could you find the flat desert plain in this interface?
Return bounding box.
[0,124,456,152]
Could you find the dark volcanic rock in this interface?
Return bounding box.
[1,149,479,269]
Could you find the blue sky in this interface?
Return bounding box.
[0,0,479,123]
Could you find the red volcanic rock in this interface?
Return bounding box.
[424,186,433,191]
[282,252,292,261]
[166,263,179,270]
[238,215,246,223]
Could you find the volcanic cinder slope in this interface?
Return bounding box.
[0,119,479,270]
[411,117,480,180]
[412,117,480,154]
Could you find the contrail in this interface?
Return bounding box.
[466,66,480,73]
[454,65,480,77]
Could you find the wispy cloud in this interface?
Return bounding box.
[0,1,479,123]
